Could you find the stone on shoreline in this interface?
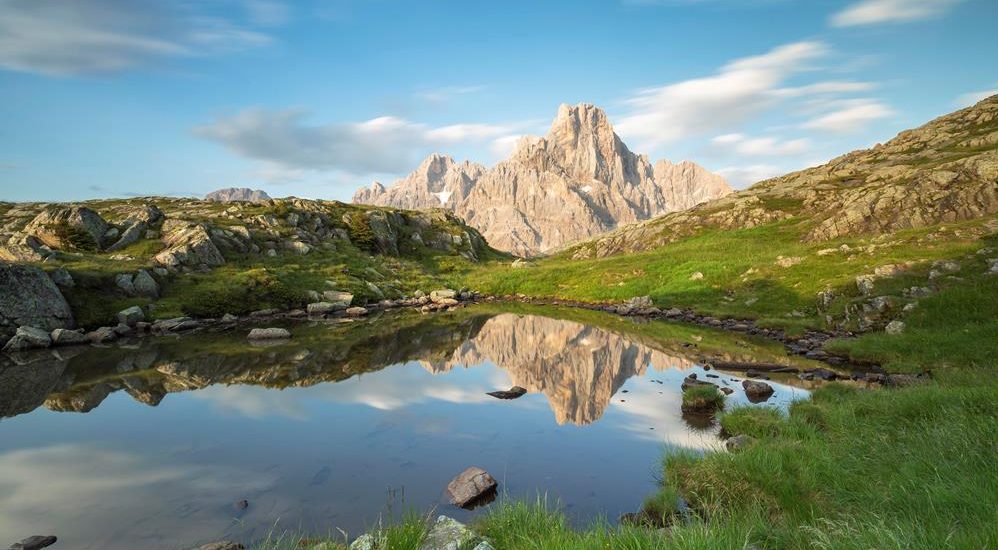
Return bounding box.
[2,326,52,352]
[50,328,90,346]
[247,327,291,340]
[86,326,119,344]
[117,305,145,327]
[430,289,458,303]
[345,306,368,317]
[420,515,476,550]
[446,467,497,508]
[307,301,345,315]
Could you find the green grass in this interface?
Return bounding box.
[460,217,994,333]
[681,385,725,413]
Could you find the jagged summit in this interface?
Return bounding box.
[353,103,731,256]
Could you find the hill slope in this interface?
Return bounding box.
[353,103,731,256]
[571,95,998,259]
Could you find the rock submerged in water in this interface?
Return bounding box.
[486,386,527,399]
[446,466,498,508]
[247,327,291,340]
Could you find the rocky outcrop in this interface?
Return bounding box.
[354,103,731,256]
[204,188,271,203]
[0,263,75,341]
[571,95,998,259]
[154,220,226,269]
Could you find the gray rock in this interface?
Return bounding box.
[350,534,376,550]
[345,306,368,317]
[247,327,291,340]
[885,320,906,335]
[193,543,244,550]
[445,467,497,507]
[473,542,495,550]
[10,535,57,550]
[86,326,118,344]
[0,263,75,341]
[855,275,876,296]
[221,313,238,322]
[725,434,756,452]
[307,302,345,315]
[430,289,457,303]
[420,515,475,550]
[117,306,145,327]
[3,326,53,352]
[50,328,89,346]
[742,380,774,402]
[132,269,159,298]
[48,267,74,288]
[114,273,136,295]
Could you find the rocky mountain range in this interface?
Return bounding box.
[570,95,998,259]
[204,188,271,203]
[353,103,732,256]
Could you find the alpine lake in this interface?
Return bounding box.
[0,304,824,549]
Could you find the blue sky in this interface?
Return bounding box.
[0,0,995,202]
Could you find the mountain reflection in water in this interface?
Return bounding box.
[0,307,810,549]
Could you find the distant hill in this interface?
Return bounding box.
[569,95,998,259]
[204,188,271,203]
[353,103,731,257]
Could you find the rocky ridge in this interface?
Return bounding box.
[204,188,271,203]
[353,103,732,256]
[569,95,998,259]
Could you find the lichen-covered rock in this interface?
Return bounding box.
[3,326,53,352]
[0,262,75,342]
[420,515,476,550]
[50,328,89,346]
[247,327,291,340]
[132,269,160,298]
[155,221,225,269]
[117,306,145,327]
[24,206,110,250]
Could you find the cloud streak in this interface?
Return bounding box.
[829,0,964,27]
[0,0,275,75]
[195,108,518,177]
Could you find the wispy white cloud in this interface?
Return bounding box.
[614,41,831,148]
[801,99,894,132]
[954,89,998,108]
[0,0,276,75]
[829,0,964,27]
[195,108,519,179]
[711,134,811,156]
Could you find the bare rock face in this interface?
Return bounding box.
[445,466,497,507]
[353,103,731,256]
[154,220,225,269]
[571,94,998,259]
[0,263,75,341]
[204,188,271,203]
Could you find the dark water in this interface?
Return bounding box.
[0,306,813,549]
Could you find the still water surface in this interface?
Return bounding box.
[0,306,811,549]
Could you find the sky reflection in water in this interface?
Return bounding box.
[0,309,809,549]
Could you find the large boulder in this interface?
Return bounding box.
[445,466,497,508]
[0,263,75,341]
[25,206,110,250]
[154,221,225,269]
[2,326,52,352]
